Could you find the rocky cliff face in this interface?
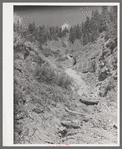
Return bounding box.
[72,37,117,98]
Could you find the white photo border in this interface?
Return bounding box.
[3,2,120,146]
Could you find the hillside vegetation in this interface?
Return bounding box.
[14,6,118,145]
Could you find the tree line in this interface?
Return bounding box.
[69,6,117,45]
[14,6,117,47]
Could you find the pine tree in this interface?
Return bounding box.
[28,21,35,35]
[76,24,82,40]
[111,6,117,40]
[105,6,117,41]
[90,9,101,42]
[84,16,91,43]
[69,26,75,43]
[100,6,110,32]
[14,20,22,33]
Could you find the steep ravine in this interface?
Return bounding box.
[14,36,118,145]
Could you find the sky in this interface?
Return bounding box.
[14,6,102,28]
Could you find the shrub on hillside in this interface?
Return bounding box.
[41,48,53,57]
[56,72,72,89]
[33,62,72,90]
[51,50,60,58]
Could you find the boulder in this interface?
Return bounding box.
[102,48,111,58]
[104,38,116,51]
[98,80,109,97]
[98,69,110,81]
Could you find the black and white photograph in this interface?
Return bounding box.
[3,3,120,146]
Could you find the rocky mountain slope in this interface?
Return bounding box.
[14,31,118,145]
